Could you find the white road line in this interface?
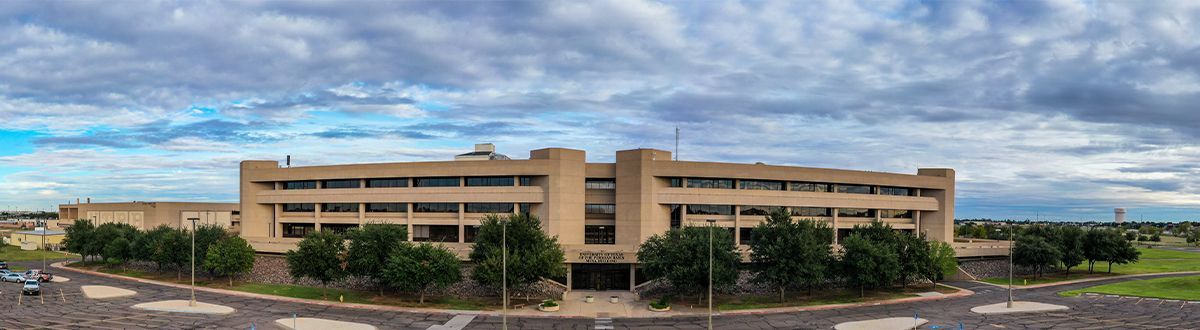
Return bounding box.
[427,315,475,330]
[596,317,614,329]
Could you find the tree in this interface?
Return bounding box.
[926,241,957,286]
[1106,235,1141,273]
[1055,226,1085,278]
[137,225,175,269]
[286,231,347,298]
[345,223,409,296]
[192,225,229,279]
[749,208,832,301]
[469,213,566,293]
[1083,229,1113,273]
[103,237,133,270]
[1187,228,1200,247]
[93,223,139,262]
[840,234,900,297]
[152,227,191,280]
[383,243,462,304]
[1125,231,1137,241]
[1177,223,1193,238]
[63,219,95,261]
[895,232,931,288]
[638,225,740,304]
[1013,235,1060,278]
[204,236,256,286]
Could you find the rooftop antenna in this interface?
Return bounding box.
[674,127,679,161]
[286,155,291,168]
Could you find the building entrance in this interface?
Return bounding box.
[571,263,630,291]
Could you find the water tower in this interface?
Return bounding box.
[1114,208,1126,224]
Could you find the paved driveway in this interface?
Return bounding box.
[3,259,1199,329]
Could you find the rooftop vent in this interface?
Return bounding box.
[455,143,511,161]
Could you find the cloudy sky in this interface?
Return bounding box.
[1,1,1199,221]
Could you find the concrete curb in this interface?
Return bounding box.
[53,262,975,319]
[971,271,1200,290]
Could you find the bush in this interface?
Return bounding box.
[650,296,671,309]
[540,299,558,307]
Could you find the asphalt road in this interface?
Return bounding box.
[2,259,1198,329]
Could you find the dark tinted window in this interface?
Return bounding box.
[321,224,358,235]
[880,187,913,196]
[585,179,616,189]
[836,184,875,194]
[366,203,406,213]
[414,177,460,187]
[880,209,913,218]
[739,180,783,190]
[585,225,615,244]
[791,207,831,217]
[790,182,831,192]
[465,203,514,213]
[465,176,515,187]
[322,179,359,189]
[414,225,458,242]
[413,203,459,213]
[284,181,316,190]
[283,203,315,212]
[464,225,480,243]
[837,208,875,217]
[585,204,616,215]
[322,203,358,212]
[519,176,535,186]
[668,178,683,187]
[282,223,315,238]
[740,205,781,216]
[519,203,532,215]
[669,205,683,228]
[739,227,754,245]
[687,205,733,215]
[687,178,734,189]
[366,178,408,188]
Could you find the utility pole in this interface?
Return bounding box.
[674,127,680,161]
[190,217,198,307]
[502,217,508,330]
[1007,219,1014,308]
[706,219,716,330]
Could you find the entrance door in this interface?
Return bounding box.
[571,264,630,291]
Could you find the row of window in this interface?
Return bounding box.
[682,205,913,218]
[283,176,536,190]
[283,203,531,214]
[667,177,916,196]
[280,223,472,242]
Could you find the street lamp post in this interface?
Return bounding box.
[502,217,508,330]
[189,217,199,307]
[1007,219,1014,308]
[706,219,716,330]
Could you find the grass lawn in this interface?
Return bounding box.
[1058,275,1200,300]
[0,245,73,261]
[69,262,498,310]
[713,284,959,311]
[981,247,1200,286]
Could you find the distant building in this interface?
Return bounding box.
[1115,208,1127,224]
[8,228,66,250]
[58,201,240,231]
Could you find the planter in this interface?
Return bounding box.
[609,296,619,304]
[649,304,671,312]
[585,296,595,303]
[538,304,560,312]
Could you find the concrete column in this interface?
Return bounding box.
[566,265,573,291]
[733,205,741,245]
[314,203,321,232]
[458,203,465,243]
[406,203,414,241]
[629,264,636,292]
[272,203,282,237]
[914,210,923,236]
[358,203,366,226]
[832,208,839,245]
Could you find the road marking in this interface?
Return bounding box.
[427,315,475,330]
[595,316,614,330]
[1135,298,1143,304]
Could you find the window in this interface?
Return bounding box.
[791,207,831,217]
[687,205,733,215]
[585,204,616,215]
[519,176,535,186]
[414,177,460,187]
[687,178,734,189]
[413,225,458,242]
[668,178,683,187]
[585,225,615,244]
[283,203,315,212]
[465,176,515,187]
[790,182,831,192]
[321,203,358,212]
[464,225,480,243]
[281,223,315,238]
[739,180,783,190]
[739,227,754,245]
[413,203,459,213]
[284,181,316,190]
[739,205,781,216]
[838,208,875,217]
[669,205,683,228]
[836,184,875,194]
[880,187,913,196]
[585,178,616,189]
[465,203,514,213]
[321,224,358,235]
[367,178,408,188]
[880,209,913,218]
[366,203,406,213]
[322,179,360,189]
[519,203,532,215]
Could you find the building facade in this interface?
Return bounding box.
[239,147,955,291]
[58,201,240,231]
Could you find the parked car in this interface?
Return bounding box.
[0,269,12,277]
[22,280,39,295]
[2,273,25,283]
[23,269,51,282]
[0,261,8,269]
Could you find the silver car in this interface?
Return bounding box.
[2,273,24,283]
[22,280,39,295]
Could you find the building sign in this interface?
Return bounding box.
[578,251,626,263]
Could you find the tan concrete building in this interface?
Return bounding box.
[240,145,958,291]
[58,201,240,230]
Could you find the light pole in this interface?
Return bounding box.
[41,219,47,270]
[189,217,199,307]
[706,219,716,330]
[1007,219,1014,308]
[502,217,508,330]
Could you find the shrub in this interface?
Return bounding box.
[650,296,671,309]
[540,299,558,307]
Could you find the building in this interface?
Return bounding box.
[58,201,240,231]
[8,228,66,250]
[1115,208,1127,224]
[239,146,955,291]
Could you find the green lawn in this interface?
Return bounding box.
[0,245,73,261]
[714,284,959,311]
[1059,275,1200,300]
[981,247,1200,285]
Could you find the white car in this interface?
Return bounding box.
[2,273,25,283]
[22,279,40,295]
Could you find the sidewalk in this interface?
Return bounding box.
[971,271,1200,290]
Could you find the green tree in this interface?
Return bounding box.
[1106,235,1141,273]
[204,236,256,286]
[286,231,347,298]
[345,223,409,296]
[1177,223,1193,238]
[749,208,832,301]
[1187,228,1200,247]
[191,224,229,279]
[1055,226,1085,278]
[638,225,740,304]
[926,240,957,286]
[1125,231,1137,241]
[152,227,192,280]
[383,243,462,304]
[469,213,566,293]
[102,237,133,270]
[1083,229,1113,273]
[93,223,139,262]
[1013,235,1060,278]
[137,225,174,269]
[840,234,900,297]
[63,219,95,261]
[895,232,931,288]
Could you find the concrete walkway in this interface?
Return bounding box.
[834,317,928,330]
[971,301,1069,314]
[132,300,236,315]
[80,285,137,299]
[273,317,377,330]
